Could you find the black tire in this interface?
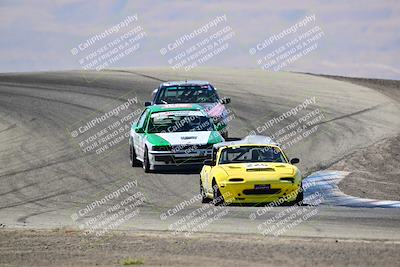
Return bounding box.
[200,179,211,203]
[143,146,151,173]
[221,131,228,140]
[288,183,304,206]
[295,184,304,204]
[212,179,224,206]
[129,143,140,167]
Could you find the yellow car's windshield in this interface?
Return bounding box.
[219,146,287,164]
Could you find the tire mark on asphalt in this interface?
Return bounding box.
[0,91,99,113]
[0,154,88,179]
[0,182,38,197]
[16,209,57,223]
[108,70,167,82]
[0,190,70,210]
[313,104,382,126]
[0,123,17,134]
[0,82,123,101]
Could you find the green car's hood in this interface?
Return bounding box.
[147,131,223,146]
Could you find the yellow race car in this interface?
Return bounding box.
[200,135,303,205]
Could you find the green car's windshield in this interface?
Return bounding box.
[156,85,219,104]
[147,112,215,133]
[219,146,287,164]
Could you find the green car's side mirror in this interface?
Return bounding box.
[132,122,144,133]
[222,98,231,104]
[135,127,144,133]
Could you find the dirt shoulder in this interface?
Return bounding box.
[319,75,400,201]
[332,135,400,200]
[315,74,400,103]
[1,229,399,267]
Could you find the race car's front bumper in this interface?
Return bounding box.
[149,148,212,167]
[218,180,301,204]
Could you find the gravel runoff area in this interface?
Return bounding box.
[1,229,400,267]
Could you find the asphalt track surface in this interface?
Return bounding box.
[1,68,400,241]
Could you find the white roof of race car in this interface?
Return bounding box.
[161,80,210,87]
[213,135,280,149]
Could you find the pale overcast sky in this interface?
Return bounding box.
[0,0,399,79]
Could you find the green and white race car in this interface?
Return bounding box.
[129,104,224,172]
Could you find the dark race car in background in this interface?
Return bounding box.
[145,81,231,139]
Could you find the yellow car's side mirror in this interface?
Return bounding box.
[290,158,300,164]
[203,159,215,166]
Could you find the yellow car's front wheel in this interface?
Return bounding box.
[287,183,304,205]
[212,180,225,206]
[200,179,211,203]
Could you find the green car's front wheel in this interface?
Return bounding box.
[221,130,228,140]
[129,144,140,167]
[143,146,151,173]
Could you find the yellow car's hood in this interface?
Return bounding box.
[220,162,296,177]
